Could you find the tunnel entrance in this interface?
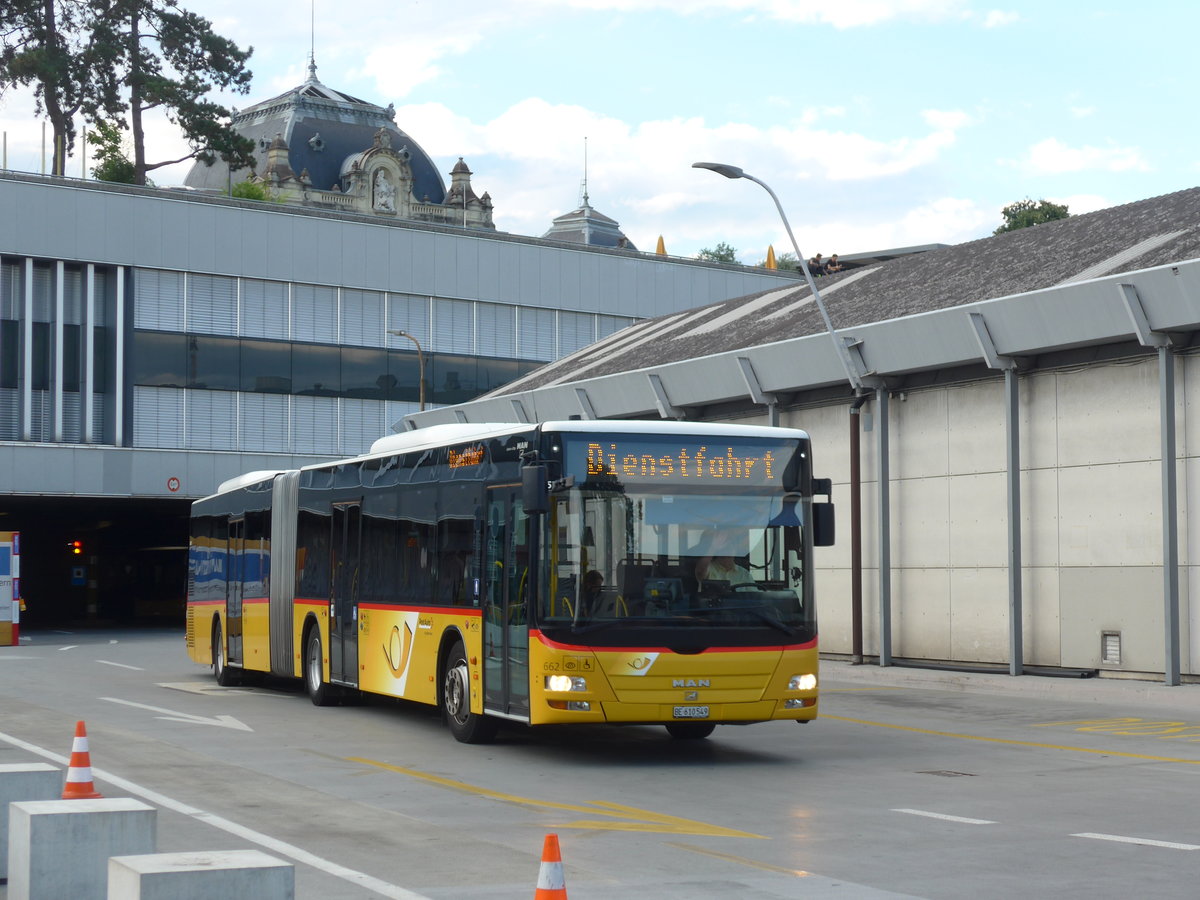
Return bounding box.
[0,495,191,629]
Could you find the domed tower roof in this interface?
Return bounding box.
[542,196,637,250]
[184,59,446,203]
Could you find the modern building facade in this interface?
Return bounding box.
[0,170,795,626]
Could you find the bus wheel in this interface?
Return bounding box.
[212,620,239,687]
[304,626,335,707]
[442,641,498,744]
[665,723,715,740]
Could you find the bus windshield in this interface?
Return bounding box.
[540,485,812,641]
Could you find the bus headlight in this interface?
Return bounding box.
[545,675,587,692]
[789,674,817,691]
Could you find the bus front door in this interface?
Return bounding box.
[330,502,361,686]
[482,488,530,719]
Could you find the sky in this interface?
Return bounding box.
[1,0,1196,265]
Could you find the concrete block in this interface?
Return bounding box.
[6,797,155,900]
[108,850,295,899]
[0,763,61,879]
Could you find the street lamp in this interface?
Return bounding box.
[691,162,862,393]
[694,161,872,666]
[387,329,426,411]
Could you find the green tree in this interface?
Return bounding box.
[89,119,137,183]
[108,0,257,185]
[697,242,740,264]
[230,178,267,201]
[994,197,1070,235]
[0,1,123,175]
[1,1,256,186]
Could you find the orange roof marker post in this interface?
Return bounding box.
[534,832,567,899]
[62,720,103,799]
[655,235,666,255]
[765,244,777,269]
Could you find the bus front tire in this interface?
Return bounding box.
[212,620,239,687]
[304,627,335,707]
[665,723,715,740]
[442,640,498,744]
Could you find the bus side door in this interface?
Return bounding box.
[482,487,530,719]
[330,501,361,686]
[226,517,244,665]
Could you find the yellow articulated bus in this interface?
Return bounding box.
[186,420,834,743]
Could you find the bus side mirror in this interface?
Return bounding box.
[522,464,549,514]
[813,503,835,546]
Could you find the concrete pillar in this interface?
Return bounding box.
[108,850,295,899]
[0,763,61,880]
[7,797,155,900]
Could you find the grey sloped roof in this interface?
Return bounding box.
[491,187,1200,396]
[542,200,637,250]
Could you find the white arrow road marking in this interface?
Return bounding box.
[100,697,253,731]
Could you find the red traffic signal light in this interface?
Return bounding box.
[70,540,83,555]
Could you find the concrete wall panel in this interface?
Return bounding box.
[891,476,950,569]
[949,567,1010,663]
[891,567,951,660]
[891,390,948,480]
[1056,359,1159,467]
[948,471,1007,568]
[1058,565,1162,672]
[1057,460,1160,567]
[947,381,1006,476]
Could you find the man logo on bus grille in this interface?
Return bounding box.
[673,679,711,688]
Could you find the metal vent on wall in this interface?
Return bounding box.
[1101,631,1121,665]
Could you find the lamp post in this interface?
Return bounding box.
[387,329,426,410]
[691,162,862,393]
[693,161,871,665]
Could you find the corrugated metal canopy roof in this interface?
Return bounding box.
[403,187,1200,427]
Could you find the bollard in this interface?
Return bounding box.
[7,797,155,900]
[0,763,61,880]
[108,849,295,899]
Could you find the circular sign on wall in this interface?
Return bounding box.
[167,477,181,493]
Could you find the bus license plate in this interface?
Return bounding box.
[673,705,709,719]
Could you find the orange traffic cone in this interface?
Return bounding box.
[62,720,103,799]
[534,833,567,899]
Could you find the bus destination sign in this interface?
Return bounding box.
[568,438,797,486]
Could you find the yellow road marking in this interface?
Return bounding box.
[346,756,765,838]
[668,842,810,876]
[824,715,1200,765]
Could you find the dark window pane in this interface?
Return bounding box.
[342,347,388,400]
[293,343,341,396]
[241,339,292,393]
[187,335,239,390]
[387,349,422,403]
[92,326,107,392]
[32,322,50,390]
[431,354,477,405]
[1,321,18,389]
[132,331,187,387]
[477,356,519,393]
[62,324,81,393]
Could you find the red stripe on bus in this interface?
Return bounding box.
[532,630,817,653]
[359,603,483,617]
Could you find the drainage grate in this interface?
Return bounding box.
[917,770,976,777]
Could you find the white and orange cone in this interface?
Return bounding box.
[534,833,567,899]
[62,720,103,799]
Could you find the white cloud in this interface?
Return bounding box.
[982,9,1019,27]
[1025,137,1149,174]
[548,0,970,27]
[1070,106,1095,118]
[1054,193,1109,215]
